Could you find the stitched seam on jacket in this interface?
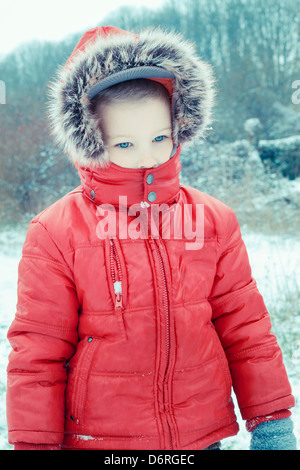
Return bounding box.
[69,432,158,440]
[217,237,243,260]
[65,243,104,253]
[21,254,70,270]
[63,237,217,255]
[82,359,219,377]
[9,429,63,434]
[80,298,208,315]
[174,356,218,374]
[208,281,257,309]
[87,370,153,377]
[240,394,294,411]
[32,220,73,273]
[7,372,66,379]
[13,314,77,334]
[228,342,277,362]
[175,415,235,437]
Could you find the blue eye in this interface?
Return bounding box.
[117,142,131,149]
[154,136,166,142]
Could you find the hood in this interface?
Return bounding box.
[47,25,216,169]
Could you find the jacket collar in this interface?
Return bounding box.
[76,144,182,209]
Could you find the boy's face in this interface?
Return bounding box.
[99,97,174,169]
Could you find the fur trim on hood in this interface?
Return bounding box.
[47,25,216,169]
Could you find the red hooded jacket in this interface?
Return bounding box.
[6,26,294,450]
[7,145,295,450]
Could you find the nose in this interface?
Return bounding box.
[138,157,157,168]
[137,153,158,169]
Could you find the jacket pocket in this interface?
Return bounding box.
[210,322,233,402]
[67,336,101,425]
[104,237,128,341]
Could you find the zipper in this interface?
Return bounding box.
[150,236,173,450]
[109,238,127,341]
[110,239,123,309]
[110,234,173,446]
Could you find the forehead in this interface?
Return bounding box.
[100,98,172,137]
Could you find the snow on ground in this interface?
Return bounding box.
[0,228,299,450]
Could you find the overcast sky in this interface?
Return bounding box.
[0,0,167,56]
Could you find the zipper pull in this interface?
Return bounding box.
[115,292,123,308]
[114,281,123,308]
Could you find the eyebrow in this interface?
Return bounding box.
[108,128,172,140]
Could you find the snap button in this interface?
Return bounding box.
[87,337,93,342]
[90,190,95,200]
[146,173,154,184]
[148,191,157,202]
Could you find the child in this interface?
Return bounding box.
[6,25,296,450]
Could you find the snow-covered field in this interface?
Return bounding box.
[0,227,299,450]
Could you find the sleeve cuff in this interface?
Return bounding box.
[246,409,292,432]
[14,443,61,450]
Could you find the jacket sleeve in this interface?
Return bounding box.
[208,207,295,420]
[6,219,79,446]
